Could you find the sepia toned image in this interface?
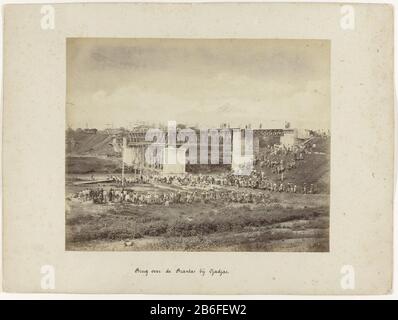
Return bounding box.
[65,38,330,252]
[2,2,394,295]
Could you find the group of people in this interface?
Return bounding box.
[256,145,306,177]
[75,187,274,206]
[103,169,317,195]
[260,144,306,159]
[151,171,316,194]
[73,143,318,206]
[109,175,150,185]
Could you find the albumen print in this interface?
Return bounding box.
[66,38,330,252]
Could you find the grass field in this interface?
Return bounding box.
[66,179,329,252]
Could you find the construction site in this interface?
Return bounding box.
[65,124,330,252]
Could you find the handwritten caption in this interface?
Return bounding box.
[134,267,229,277]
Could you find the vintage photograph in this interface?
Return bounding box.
[65,38,330,252]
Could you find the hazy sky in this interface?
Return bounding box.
[66,38,330,130]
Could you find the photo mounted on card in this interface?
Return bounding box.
[2,3,394,294]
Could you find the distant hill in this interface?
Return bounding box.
[66,130,117,157]
[66,156,121,174]
[254,137,330,193]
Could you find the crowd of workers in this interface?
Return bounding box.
[73,143,320,206]
[75,187,275,205]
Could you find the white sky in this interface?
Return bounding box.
[66,38,330,130]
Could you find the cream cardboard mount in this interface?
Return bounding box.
[1,3,394,294]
